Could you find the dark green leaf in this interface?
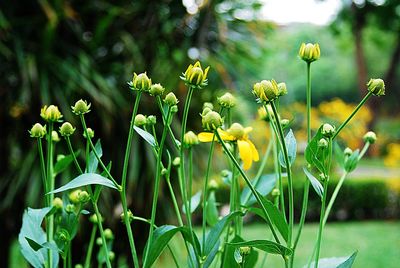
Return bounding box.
[87,140,102,173]
[134,126,156,147]
[54,150,80,174]
[344,149,360,173]
[48,173,118,194]
[25,237,43,251]
[206,191,219,226]
[228,239,292,257]
[303,167,324,199]
[278,129,297,167]
[305,126,328,173]
[241,174,276,206]
[334,142,345,168]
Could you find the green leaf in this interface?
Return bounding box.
[87,140,102,173]
[344,149,360,173]
[134,126,156,147]
[241,174,276,206]
[19,207,59,268]
[222,236,258,268]
[206,191,219,226]
[54,150,80,174]
[203,239,220,268]
[334,142,345,168]
[305,126,328,173]
[234,248,242,264]
[183,190,202,214]
[306,251,357,268]
[278,129,297,167]
[247,192,288,243]
[227,239,293,257]
[203,211,242,256]
[337,251,358,268]
[48,173,118,194]
[303,167,324,199]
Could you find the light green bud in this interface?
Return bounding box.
[132,72,152,92]
[202,111,223,131]
[367,78,385,96]
[203,102,214,110]
[149,83,165,96]
[65,204,75,213]
[52,197,63,210]
[83,128,94,139]
[253,80,279,102]
[184,131,199,147]
[172,157,180,166]
[318,138,328,148]
[52,131,60,143]
[164,92,179,106]
[40,105,63,122]
[69,189,82,204]
[217,92,236,108]
[171,105,178,113]
[363,131,377,144]
[146,115,157,126]
[59,122,76,137]
[96,237,103,246]
[29,123,46,138]
[181,61,210,88]
[271,188,280,197]
[227,123,244,139]
[239,246,251,255]
[321,123,335,138]
[121,210,134,223]
[104,228,114,240]
[299,43,321,63]
[277,82,288,96]
[134,114,147,126]
[208,180,219,191]
[71,99,91,115]
[280,119,290,128]
[78,190,90,203]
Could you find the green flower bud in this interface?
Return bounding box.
[202,107,212,116]
[221,169,231,178]
[121,210,134,223]
[184,131,199,147]
[96,237,103,246]
[239,246,251,255]
[52,197,63,210]
[52,131,60,143]
[56,229,70,244]
[208,179,219,191]
[104,228,114,240]
[89,214,103,224]
[164,92,179,106]
[131,72,152,92]
[318,138,328,149]
[75,264,83,268]
[146,115,157,126]
[65,204,75,213]
[202,111,223,131]
[59,122,76,137]
[227,123,244,139]
[172,157,180,166]
[203,102,214,110]
[271,188,280,197]
[83,128,94,139]
[149,83,165,96]
[280,119,290,128]
[29,123,47,138]
[69,189,81,204]
[171,105,178,113]
[71,99,91,115]
[217,92,236,108]
[299,43,321,63]
[78,190,90,203]
[363,131,377,144]
[134,114,147,127]
[181,61,210,88]
[108,251,115,261]
[253,80,279,102]
[344,147,353,156]
[161,168,168,175]
[319,173,327,181]
[367,78,385,96]
[321,123,335,138]
[40,105,63,122]
[277,82,288,96]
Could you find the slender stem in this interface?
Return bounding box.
[273,130,286,221]
[358,142,370,160]
[84,224,97,268]
[314,180,328,268]
[215,130,280,244]
[85,140,90,172]
[143,108,172,267]
[202,135,216,251]
[306,62,312,142]
[65,137,83,174]
[233,144,242,236]
[46,122,54,268]
[37,138,47,196]
[332,92,373,140]
[93,202,112,268]
[270,102,294,246]
[188,148,193,224]
[323,172,348,225]
[166,176,184,226]
[156,96,180,150]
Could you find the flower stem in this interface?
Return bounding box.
[37,138,47,197]
[65,137,83,174]
[358,142,370,160]
[188,147,194,224]
[92,202,112,268]
[323,171,347,225]
[156,96,180,151]
[84,224,97,268]
[46,122,54,268]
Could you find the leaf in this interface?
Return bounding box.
[134,126,156,147]
[247,192,288,243]
[278,129,297,167]
[305,126,328,173]
[48,173,118,194]
[206,191,219,226]
[344,149,360,173]
[234,248,243,264]
[222,236,258,268]
[183,191,202,214]
[241,174,276,206]
[305,251,358,268]
[203,239,220,268]
[203,211,242,256]
[227,239,293,257]
[19,207,59,268]
[221,170,232,185]
[334,142,345,169]
[303,167,324,199]
[87,140,102,173]
[54,150,80,174]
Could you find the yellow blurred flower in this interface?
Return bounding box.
[384,143,400,167]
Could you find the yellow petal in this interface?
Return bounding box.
[244,127,253,134]
[246,139,259,161]
[237,139,253,170]
[218,129,235,141]
[198,132,216,142]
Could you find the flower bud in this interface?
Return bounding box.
[40,105,63,122]
[52,131,60,143]
[319,173,327,181]
[299,43,320,63]
[367,78,385,96]
[318,138,328,149]
[184,131,199,147]
[29,123,47,138]
[171,105,178,113]
[108,251,115,261]
[59,122,76,137]
[89,214,103,224]
[161,168,168,175]
[75,265,83,268]
[164,92,178,106]
[149,83,165,96]
[277,82,288,96]
[134,114,147,127]
[78,190,90,203]
[52,197,63,210]
[280,119,290,128]
[65,204,75,213]
[221,169,231,178]
[56,229,70,244]
[253,80,279,102]
[131,72,152,92]
[321,123,335,138]
[96,237,103,246]
[71,99,91,115]
[202,111,223,131]
[181,61,210,88]
[217,92,236,108]
[271,188,280,197]
[83,128,94,139]
[104,228,114,240]
[208,179,219,191]
[227,123,244,139]
[146,115,157,126]
[239,246,251,255]
[257,107,269,122]
[363,131,377,144]
[69,189,82,204]
[120,210,134,223]
[172,157,180,166]
[344,147,353,156]
[203,102,214,110]
[202,107,212,116]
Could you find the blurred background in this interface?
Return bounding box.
[1,0,399,267]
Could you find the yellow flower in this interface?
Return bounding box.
[198,123,259,170]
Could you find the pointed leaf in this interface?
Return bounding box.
[87,140,102,173]
[134,126,156,147]
[334,142,345,169]
[278,129,297,167]
[337,251,358,268]
[48,173,118,194]
[303,167,324,199]
[228,239,292,257]
[203,239,220,268]
[241,174,276,206]
[183,191,202,214]
[305,126,328,173]
[206,191,219,226]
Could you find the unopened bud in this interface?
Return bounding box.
[83,128,94,139]
[172,157,181,166]
[184,131,199,147]
[181,61,210,88]
[131,72,152,92]
[202,111,223,131]
[208,180,219,191]
[146,115,157,126]
[60,122,76,137]
[104,228,114,240]
[217,92,236,108]
[344,147,353,156]
[164,92,178,106]
[318,138,328,149]
[29,123,47,138]
[321,123,335,138]
[363,131,377,144]
[40,105,63,122]
[71,99,91,115]
[53,197,63,210]
[277,82,288,96]
[271,188,280,197]
[52,131,60,143]
[299,43,320,63]
[149,83,165,96]
[120,210,134,223]
[367,78,385,96]
[203,102,214,110]
[134,114,147,126]
[253,80,279,102]
[239,246,251,255]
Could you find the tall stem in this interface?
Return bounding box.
[188,148,194,224]
[37,139,47,197]
[323,172,348,225]
[92,202,112,268]
[84,224,97,268]
[65,137,83,174]
[46,122,54,268]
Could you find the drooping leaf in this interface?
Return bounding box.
[228,239,293,257]
[278,129,297,167]
[303,167,324,199]
[241,174,276,206]
[344,149,360,173]
[54,150,80,174]
[48,173,118,194]
[183,191,202,214]
[206,191,219,226]
[305,126,328,173]
[306,251,358,268]
[134,126,156,147]
[87,139,103,173]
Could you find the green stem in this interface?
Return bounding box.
[85,139,90,172]
[143,108,172,267]
[93,202,112,268]
[323,172,348,225]
[46,122,54,268]
[358,142,370,160]
[156,96,180,151]
[273,130,286,221]
[233,144,242,236]
[37,138,48,197]
[65,137,83,174]
[270,102,294,247]
[166,175,184,226]
[188,148,193,224]
[332,92,373,140]
[214,130,280,244]
[84,225,97,268]
[314,180,328,268]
